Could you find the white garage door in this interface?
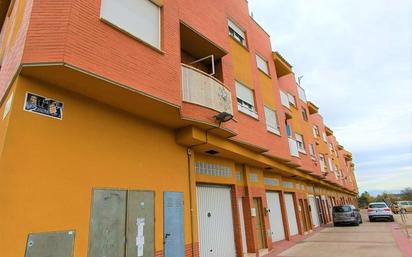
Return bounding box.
[308,196,320,227]
[266,192,286,242]
[284,193,299,236]
[196,186,236,257]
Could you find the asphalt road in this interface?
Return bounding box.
[265,211,412,257]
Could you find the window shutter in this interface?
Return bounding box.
[228,20,245,39]
[100,0,161,48]
[256,55,269,75]
[235,81,254,105]
[280,90,290,108]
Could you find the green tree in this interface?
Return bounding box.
[358,191,373,208]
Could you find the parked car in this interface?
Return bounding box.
[368,202,394,221]
[332,205,362,226]
[391,201,412,214]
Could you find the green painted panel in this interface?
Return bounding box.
[126,191,155,257]
[25,230,75,257]
[88,189,127,257]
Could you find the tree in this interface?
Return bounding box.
[358,191,373,208]
[400,187,412,200]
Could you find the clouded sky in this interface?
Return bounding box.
[249,0,412,195]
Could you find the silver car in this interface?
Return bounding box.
[333,205,362,226]
[368,202,394,222]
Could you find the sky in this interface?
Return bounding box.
[249,0,412,196]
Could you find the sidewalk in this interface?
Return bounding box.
[263,212,412,257]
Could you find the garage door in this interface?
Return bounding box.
[266,192,285,242]
[308,196,320,227]
[284,193,299,236]
[196,186,236,257]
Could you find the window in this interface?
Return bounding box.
[322,132,328,142]
[264,106,280,135]
[236,81,257,118]
[287,93,296,106]
[328,157,334,171]
[313,125,320,138]
[309,144,316,159]
[295,133,306,153]
[285,123,292,138]
[298,86,307,102]
[319,154,326,172]
[301,108,308,121]
[256,54,269,75]
[228,19,246,46]
[329,143,334,154]
[280,90,290,108]
[100,0,161,49]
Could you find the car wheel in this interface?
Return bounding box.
[390,216,394,222]
[334,222,338,226]
[369,217,373,222]
[359,217,363,224]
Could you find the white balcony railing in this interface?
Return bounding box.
[288,138,299,157]
[182,64,233,115]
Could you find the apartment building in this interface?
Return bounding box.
[0,0,358,257]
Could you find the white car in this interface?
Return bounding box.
[368,202,394,222]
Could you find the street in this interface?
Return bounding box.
[266,211,412,257]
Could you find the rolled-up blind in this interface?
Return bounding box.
[101,0,160,48]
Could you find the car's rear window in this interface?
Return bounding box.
[333,206,352,212]
[369,204,387,208]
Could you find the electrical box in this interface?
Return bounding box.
[251,208,256,217]
[25,230,75,257]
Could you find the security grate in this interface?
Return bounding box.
[195,162,232,177]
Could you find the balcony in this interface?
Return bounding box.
[182,64,233,115]
[288,138,299,157]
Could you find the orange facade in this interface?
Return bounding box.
[0,0,358,257]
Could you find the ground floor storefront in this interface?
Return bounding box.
[0,75,356,257]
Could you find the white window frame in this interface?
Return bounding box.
[264,106,280,135]
[301,107,308,121]
[309,144,316,160]
[295,133,306,153]
[280,90,290,108]
[322,132,328,142]
[256,54,269,75]
[328,157,334,171]
[228,19,246,46]
[287,93,296,106]
[313,126,320,138]
[319,154,326,173]
[236,81,258,118]
[100,0,161,49]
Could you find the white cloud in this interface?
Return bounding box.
[248,0,412,192]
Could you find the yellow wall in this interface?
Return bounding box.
[259,73,277,109]
[0,76,191,257]
[229,38,254,88]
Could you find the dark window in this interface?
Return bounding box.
[333,206,352,212]
[369,204,387,208]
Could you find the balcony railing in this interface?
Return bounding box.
[288,138,299,157]
[182,64,233,115]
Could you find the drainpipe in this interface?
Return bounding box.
[186,127,213,257]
